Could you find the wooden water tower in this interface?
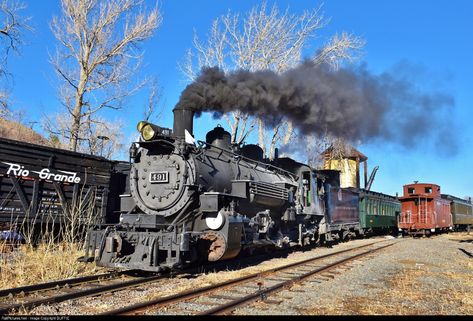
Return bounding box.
[321,144,368,189]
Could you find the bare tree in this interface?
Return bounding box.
[0,0,30,114]
[43,112,125,158]
[142,76,165,123]
[313,32,365,70]
[49,0,161,152]
[181,1,365,159]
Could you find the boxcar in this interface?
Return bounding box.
[441,194,473,231]
[359,189,400,235]
[398,183,452,236]
[0,137,127,235]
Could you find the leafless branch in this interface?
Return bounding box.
[181,1,364,159]
[313,32,366,70]
[142,77,164,122]
[0,0,30,112]
[50,0,161,151]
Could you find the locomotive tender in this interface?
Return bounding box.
[83,106,401,272]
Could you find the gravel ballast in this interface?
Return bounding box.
[26,232,473,315]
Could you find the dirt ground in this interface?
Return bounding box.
[20,232,473,316]
[233,232,473,315]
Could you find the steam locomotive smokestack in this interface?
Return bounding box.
[173,106,194,137]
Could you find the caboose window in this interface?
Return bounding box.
[425,187,432,193]
[408,187,415,194]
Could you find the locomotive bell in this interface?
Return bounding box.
[206,125,231,150]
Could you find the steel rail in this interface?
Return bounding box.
[0,242,296,315]
[200,242,395,315]
[0,271,129,299]
[102,240,390,315]
[0,274,164,315]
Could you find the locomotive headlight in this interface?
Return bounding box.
[137,120,171,141]
[141,124,156,141]
[137,121,147,132]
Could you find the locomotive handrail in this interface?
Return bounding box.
[196,140,298,180]
[135,138,176,148]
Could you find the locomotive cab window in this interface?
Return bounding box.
[302,172,311,206]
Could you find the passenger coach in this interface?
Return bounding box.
[441,194,473,231]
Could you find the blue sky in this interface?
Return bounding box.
[5,0,473,199]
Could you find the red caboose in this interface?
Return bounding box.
[398,183,452,236]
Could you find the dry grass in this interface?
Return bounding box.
[0,241,103,290]
[299,234,473,315]
[302,262,473,315]
[0,186,107,290]
[0,117,51,146]
[445,232,473,242]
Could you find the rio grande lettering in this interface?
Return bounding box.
[2,162,81,183]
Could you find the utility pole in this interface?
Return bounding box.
[97,135,109,157]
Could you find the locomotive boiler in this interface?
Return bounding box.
[84,106,327,272]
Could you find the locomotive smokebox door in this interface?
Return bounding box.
[130,149,195,216]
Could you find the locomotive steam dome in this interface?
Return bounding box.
[130,148,195,217]
[206,125,231,149]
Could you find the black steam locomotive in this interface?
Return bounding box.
[84,106,365,272]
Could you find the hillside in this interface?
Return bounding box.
[0,117,51,146]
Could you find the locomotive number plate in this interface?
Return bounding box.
[149,171,169,183]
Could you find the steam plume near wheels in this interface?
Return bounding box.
[176,61,456,152]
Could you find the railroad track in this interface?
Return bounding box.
[101,239,399,315]
[0,242,296,315]
[0,270,164,315]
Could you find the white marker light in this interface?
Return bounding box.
[205,211,225,230]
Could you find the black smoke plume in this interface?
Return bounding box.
[176,61,455,150]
